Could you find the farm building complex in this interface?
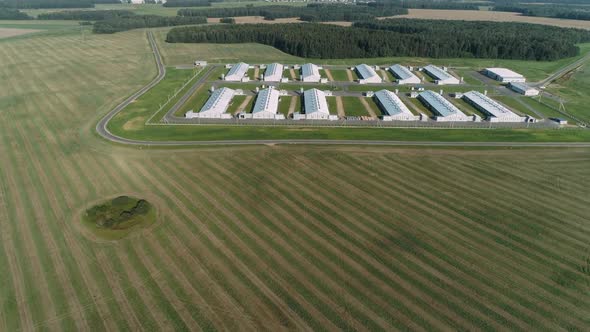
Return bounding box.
[301,63,322,83]
[423,65,460,85]
[185,87,235,119]
[509,82,539,96]
[355,64,382,84]
[294,88,337,120]
[462,91,535,122]
[251,87,284,119]
[224,62,250,82]
[263,63,284,82]
[374,90,420,121]
[484,68,526,83]
[389,64,421,85]
[418,90,471,122]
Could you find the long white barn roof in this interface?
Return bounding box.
[462,91,519,119]
[486,67,524,79]
[374,90,413,116]
[200,87,235,115]
[419,90,465,118]
[226,62,249,79]
[264,63,283,81]
[355,64,379,80]
[303,88,329,115]
[389,64,418,81]
[302,63,321,80]
[252,87,279,116]
[423,65,455,81]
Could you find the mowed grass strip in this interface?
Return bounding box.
[342,97,370,117]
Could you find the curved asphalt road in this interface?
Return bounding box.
[96,32,590,148]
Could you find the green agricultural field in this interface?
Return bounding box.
[342,97,370,117]
[1,21,590,332]
[546,62,590,123]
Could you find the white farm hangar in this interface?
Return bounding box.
[509,82,539,96]
[462,91,535,122]
[185,87,235,119]
[301,63,322,82]
[389,64,420,85]
[373,90,419,121]
[484,68,525,83]
[418,90,471,122]
[224,62,250,82]
[294,88,337,120]
[423,65,460,85]
[251,87,285,119]
[263,63,284,82]
[355,64,382,84]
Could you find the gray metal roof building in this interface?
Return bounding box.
[355,64,382,84]
[225,62,249,81]
[418,90,470,121]
[389,64,421,85]
[252,87,280,119]
[263,63,283,82]
[303,88,330,119]
[374,90,419,121]
[423,65,460,85]
[462,91,532,122]
[301,63,321,82]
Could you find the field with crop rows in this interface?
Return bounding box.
[0,26,590,331]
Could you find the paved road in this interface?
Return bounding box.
[96,32,590,148]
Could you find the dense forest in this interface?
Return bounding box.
[166,20,590,61]
[38,9,135,20]
[93,14,206,33]
[0,8,32,19]
[177,4,407,21]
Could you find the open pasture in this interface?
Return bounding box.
[1,24,590,331]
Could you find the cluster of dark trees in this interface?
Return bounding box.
[38,9,135,20]
[379,0,481,10]
[219,17,235,24]
[494,3,590,21]
[166,19,590,61]
[163,0,221,7]
[177,4,407,22]
[93,14,206,33]
[0,7,32,19]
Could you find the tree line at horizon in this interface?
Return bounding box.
[177,3,407,22]
[166,19,590,61]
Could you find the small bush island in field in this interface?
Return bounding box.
[82,195,156,240]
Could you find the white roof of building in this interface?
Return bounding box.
[264,63,283,81]
[389,64,417,81]
[419,90,464,117]
[302,63,320,79]
[303,88,329,115]
[486,67,524,79]
[200,87,235,114]
[423,65,455,81]
[227,62,249,77]
[463,91,519,119]
[509,82,537,92]
[252,87,279,115]
[355,64,379,80]
[374,90,413,116]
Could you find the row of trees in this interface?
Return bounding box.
[93,14,206,33]
[166,20,590,61]
[0,7,31,19]
[377,0,481,10]
[163,0,222,7]
[177,4,407,22]
[38,9,135,20]
[494,4,590,21]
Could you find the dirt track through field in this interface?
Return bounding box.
[289,68,297,80]
[335,96,345,118]
[346,69,354,82]
[288,96,298,115]
[235,96,253,114]
[359,97,378,119]
[324,69,335,81]
[253,67,259,80]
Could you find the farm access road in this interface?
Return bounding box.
[96,32,590,148]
